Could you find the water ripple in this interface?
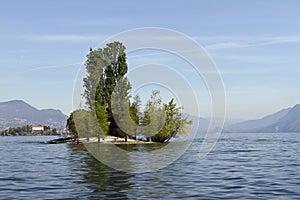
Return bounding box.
[1,133,300,199]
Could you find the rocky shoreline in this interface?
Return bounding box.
[45,136,156,144]
[44,137,76,144]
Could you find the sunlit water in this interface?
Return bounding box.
[0,133,300,199]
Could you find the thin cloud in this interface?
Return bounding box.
[205,42,246,50]
[204,36,300,51]
[128,51,168,58]
[8,49,31,54]
[22,34,106,43]
[29,62,81,71]
[211,53,288,64]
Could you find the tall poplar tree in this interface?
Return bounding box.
[83,41,130,137]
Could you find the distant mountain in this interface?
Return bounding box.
[225,107,291,133]
[0,100,67,130]
[263,104,300,132]
[225,104,300,133]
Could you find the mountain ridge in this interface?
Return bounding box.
[224,104,300,133]
[0,100,67,130]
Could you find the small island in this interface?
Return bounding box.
[66,41,192,144]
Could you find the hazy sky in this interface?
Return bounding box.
[1,0,300,120]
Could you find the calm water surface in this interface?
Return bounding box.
[0,133,300,199]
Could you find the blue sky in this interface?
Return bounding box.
[1,0,300,120]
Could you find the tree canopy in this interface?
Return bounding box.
[66,109,101,142]
[141,90,192,143]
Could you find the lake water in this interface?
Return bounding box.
[0,133,300,199]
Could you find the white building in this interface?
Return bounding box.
[32,125,44,132]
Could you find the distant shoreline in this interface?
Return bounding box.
[0,133,61,137]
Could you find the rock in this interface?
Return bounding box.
[45,137,78,144]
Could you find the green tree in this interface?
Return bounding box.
[66,111,79,140]
[52,128,57,135]
[111,77,134,141]
[130,94,142,139]
[66,109,100,142]
[140,90,192,143]
[94,102,109,138]
[140,90,166,141]
[154,98,191,142]
[83,41,129,137]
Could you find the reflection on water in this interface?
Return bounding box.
[67,144,134,199]
[84,142,190,173]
